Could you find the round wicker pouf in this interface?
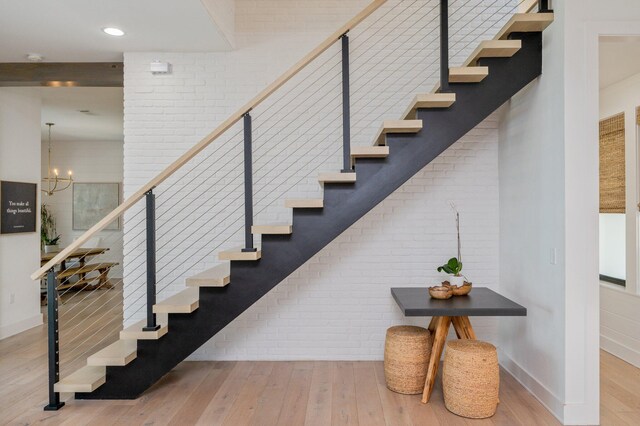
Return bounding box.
[384,325,432,394]
[442,340,499,419]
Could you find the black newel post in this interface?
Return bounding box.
[439,0,450,93]
[242,112,257,252]
[44,269,64,411]
[341,33,352,173]
[143,189,160,331]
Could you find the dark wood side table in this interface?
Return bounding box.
[391,287,526,403]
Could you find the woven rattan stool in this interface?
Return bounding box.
[384,325,432,394]
[442,340,499,418]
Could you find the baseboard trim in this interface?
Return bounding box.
[498,349,565,424]
[601,334,640,369]
[0,313,43,340]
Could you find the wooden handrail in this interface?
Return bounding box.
[32,0,387,280]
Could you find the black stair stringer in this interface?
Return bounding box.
[77,32,541,400]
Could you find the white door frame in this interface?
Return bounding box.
[565,18,640,426]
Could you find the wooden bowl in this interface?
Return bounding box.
[429,286,453,300]
[451,282,472,296]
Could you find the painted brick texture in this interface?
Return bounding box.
[122,0,515,360]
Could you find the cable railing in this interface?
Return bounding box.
[37,0,551,411]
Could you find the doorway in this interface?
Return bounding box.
[598,34,640,422]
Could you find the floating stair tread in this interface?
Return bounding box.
[495,13,554,40]
[54,366,105,393]
[463,40,522,67]
[219,247,262,261]
[120,317,168,340]
[449,66,489,83]
[285,199,324,209]
[186,263,230,287]
[351,146,389,158]
[318,172,357,183]
[403,93,456,119]
[87,339,137,367]
[252,224,292,235]
[153,287,199,314]
[374,120,422,145]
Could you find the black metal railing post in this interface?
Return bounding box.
[44,268,64,411]
[143,189,160,331]
[439,0,450,93]
[538,0,552,13]
[242,112,257,252]
[341,33,352,173]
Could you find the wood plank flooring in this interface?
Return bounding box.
[0,287,638,424]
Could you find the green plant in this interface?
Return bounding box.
[437,257,463,276]
[41,204,59,246]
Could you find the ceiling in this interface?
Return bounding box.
[0,0,232,62]
[41,87,123,142]
[599,36,640,89]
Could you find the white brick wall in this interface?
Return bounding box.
[122,0,514,360]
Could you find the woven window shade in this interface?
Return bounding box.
[599,113,625,213]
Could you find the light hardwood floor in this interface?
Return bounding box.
[0,289,638,425]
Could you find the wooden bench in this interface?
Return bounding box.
[56,262,118,290]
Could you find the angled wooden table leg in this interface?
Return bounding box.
[427,316,438,333]
[452,316,464,338]
[452,316,477,339]
[421,316,451,403]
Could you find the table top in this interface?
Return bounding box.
[391,287,527,317]
[41,247,108,262]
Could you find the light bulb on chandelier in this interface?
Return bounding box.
[42,123,74,196]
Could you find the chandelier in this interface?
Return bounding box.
[42,123,73,196]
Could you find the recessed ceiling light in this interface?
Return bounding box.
[102,27,125,37]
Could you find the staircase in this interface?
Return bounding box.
[38,1,553,403]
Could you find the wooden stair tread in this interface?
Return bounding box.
[219,246,262,261]
[120,316,168,340]
[350,146,388,167]
[153,287,199,314]
[463,40,522,67]
[57,262,118,279]
[252,224,293,235]
[318,172,356,183]
[54,365,105,393]
[351,146,389,157]
[285,199,323,208]
[449,66,489,83]
[186,263,230,287]
[403,93,456,119]
[87,340,137,366]
[374,119,422,145]
[494,13,554,40]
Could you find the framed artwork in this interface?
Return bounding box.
[0,181,37,234]
[73,183,120,231]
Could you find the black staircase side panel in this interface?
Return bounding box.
[77,32,542,400]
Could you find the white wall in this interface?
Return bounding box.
[600,284,640,367]
[40,139,124,277]
[122,0,516,358]
[599,70,640,367]
[0,88,43,339]
[497,1,566,421]
[562,0,640,424]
